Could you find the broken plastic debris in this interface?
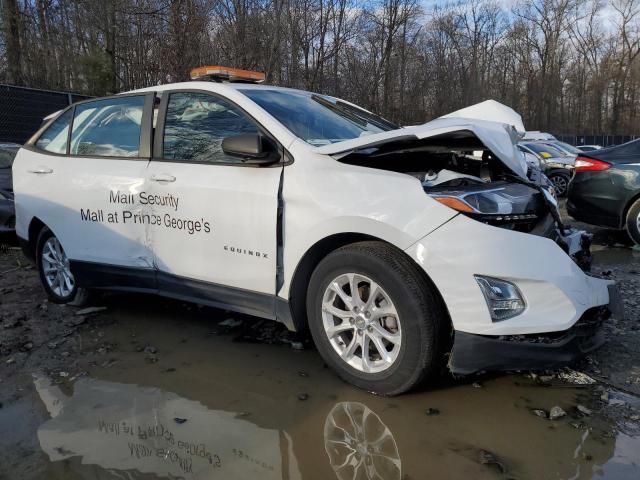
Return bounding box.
[556,369,596,385]
[75,306,107,316]
[549,406,567,420]
[577,405,592,416]
[218,318,243,328]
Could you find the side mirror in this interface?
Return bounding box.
[222,134,280,164]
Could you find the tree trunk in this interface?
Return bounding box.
[2,0,23,85]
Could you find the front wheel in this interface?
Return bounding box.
[307,241,448,395]
[36,228,90,305]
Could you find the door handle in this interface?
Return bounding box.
[28,167,53,174]
[150,174,176,183]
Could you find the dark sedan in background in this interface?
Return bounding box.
[0,143,19,239]
[567,139,640,244]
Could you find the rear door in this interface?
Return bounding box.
[16,94,156,282]
[145,90,282,317]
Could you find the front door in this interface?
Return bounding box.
[146,91,282,317]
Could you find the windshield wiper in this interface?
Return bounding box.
[311,94,368,128]
[334,100,399,131]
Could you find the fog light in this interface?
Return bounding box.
[474,275,526,321]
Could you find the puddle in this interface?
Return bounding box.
[2,298,639,480]
[24,373,639,480]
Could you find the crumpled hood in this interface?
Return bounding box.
[315,117,528,178]
[439,99,526,134]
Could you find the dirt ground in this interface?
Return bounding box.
[1,206,639,480]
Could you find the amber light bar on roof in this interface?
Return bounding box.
[190,65,266,83]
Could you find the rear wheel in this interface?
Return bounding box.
[36,228,90,305]
[625,198,640,245]
[307,241,448,395]
[548,172,570,197]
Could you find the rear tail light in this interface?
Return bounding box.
[575,156,610,172]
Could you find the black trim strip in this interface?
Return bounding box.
[71,261,157,291]
[69,260,296,330]
[275,165,285,294]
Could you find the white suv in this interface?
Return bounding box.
[13,69,621,394]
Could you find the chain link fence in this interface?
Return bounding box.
[0,84,92,145]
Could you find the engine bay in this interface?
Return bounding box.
[340,147,549,233]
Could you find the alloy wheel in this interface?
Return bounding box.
[551,175,568,196]
[41,236,75,298]
[321,273,401,373]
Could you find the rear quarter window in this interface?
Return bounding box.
[35,109,73,154]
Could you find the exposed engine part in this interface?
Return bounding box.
[421,169,487,188]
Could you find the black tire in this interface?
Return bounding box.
[36,227,91,305]
[548,172,570,197]
[625,198,640,245]
[306,241,448,395]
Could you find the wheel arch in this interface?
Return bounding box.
[545,168,571,177]
[286,233,452,339]
[23,216,47,260]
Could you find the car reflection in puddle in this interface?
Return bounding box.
[36,375,402,480]
[35,375,404,480]
[33,373,639,480]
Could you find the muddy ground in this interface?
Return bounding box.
[1,206,639,480]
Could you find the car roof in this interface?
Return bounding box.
[128,81,310,96]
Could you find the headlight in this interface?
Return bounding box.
[429,183,541,224]
[474,275,526,321]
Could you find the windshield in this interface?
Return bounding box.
[0,147,18,168]
[240,89,396,146]
[523,142,565,157]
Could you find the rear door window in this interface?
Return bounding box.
[35,109,73,154]
[70,96,145,157]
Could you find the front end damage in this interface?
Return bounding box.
[329,117,623,375]
[449,294,617,375]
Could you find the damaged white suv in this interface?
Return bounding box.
[13,67,622,395]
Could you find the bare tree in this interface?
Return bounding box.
[2,0,640,134]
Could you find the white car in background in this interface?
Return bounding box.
[576,145,603,152]
[11,67,621,395]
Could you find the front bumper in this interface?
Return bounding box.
[448,286,622,374]
[407,214,615,336]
